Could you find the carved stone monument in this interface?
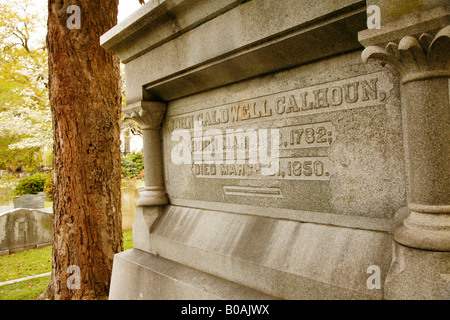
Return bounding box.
[101,0,449,299]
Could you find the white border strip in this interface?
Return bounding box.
[0,272,51,287]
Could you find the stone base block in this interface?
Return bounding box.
[36,241,52,249]
[129,206,396,300]
[108,248,276,300]
[384,243,450,300]
[110,205,448,300]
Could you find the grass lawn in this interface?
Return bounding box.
[0,230,133,300]
[0,275,52,300]
[0,246,52,283]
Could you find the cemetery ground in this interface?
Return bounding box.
[0,230,133,300]
[0,159,143,300]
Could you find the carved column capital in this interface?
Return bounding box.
[123,100,169,207]
[362,25,450,84]
[123,101,166,130]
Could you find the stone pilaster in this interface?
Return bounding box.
[362,25,450,251]
[123,101,169,207]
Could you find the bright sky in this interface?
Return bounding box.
[30,0,146,23]
[13,0,147,49]
[118,0,146,23]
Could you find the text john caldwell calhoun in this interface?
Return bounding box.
[181,304,270,317]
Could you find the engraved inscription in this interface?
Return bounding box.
[191,122,334,159]
[168,72,393,183]
[279,122,335,149]
[193,157,332,180]
[168,72,389,133]
[277,157,331,181]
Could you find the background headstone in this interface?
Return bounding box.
[0,208,53,255]
[122,187,139,231]
[13,193,45,209]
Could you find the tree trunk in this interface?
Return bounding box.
[43,0,123,300]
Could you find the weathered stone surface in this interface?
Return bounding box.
[143,205,392,300]
[102,0,367,103]
[163,51,406,227]
[361,21,450,251]
[0,208,53,255]
[13,193,45,209]
[109,248,277,300]
[359,3,449,46]
[367,0,448,25]
[384,243,449,299]
[124,101,169,207]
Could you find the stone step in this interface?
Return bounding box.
[109,248,276,300]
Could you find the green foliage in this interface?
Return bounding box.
[43,170,53,200]
[14,172,47,195]
[40,147,53,168]
[121,151,144,179]
[0,172,19,203]
[0,135,39,171]
[123,230,133,251]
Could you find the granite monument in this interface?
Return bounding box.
[101,0,449,299]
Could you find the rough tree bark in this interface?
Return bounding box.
[42,0,123,299]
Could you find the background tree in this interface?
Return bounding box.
[43,0,123,299]
[0,0,51,170]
